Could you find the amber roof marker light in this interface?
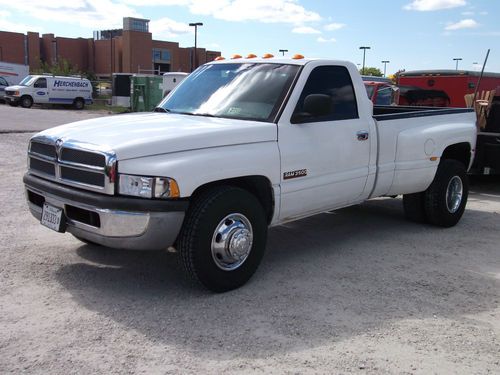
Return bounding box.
[292,54,304,59]
[231,54,242,59]
[262,53,274,59]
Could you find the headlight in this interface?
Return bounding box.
[118,174,180,199]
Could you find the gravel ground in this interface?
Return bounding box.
[0,118,499,373]
[0,103,110,133]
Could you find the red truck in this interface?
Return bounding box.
[397,70,500,107]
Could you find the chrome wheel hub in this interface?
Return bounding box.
[446,176,463,213]
[211,213,253,271]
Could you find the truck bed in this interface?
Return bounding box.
[373,105,474,121]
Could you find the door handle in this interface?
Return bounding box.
[357,131,369,141]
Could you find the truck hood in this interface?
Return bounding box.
[5,85,23,91]
[37,112,277,160]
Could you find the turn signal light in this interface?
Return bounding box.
[262,53,274,59]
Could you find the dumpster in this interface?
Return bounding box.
[130,75,164,112]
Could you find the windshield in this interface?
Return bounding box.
[19,75,37,86]
[158,63,300,122]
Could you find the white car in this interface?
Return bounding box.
[5,75,93,109]
[24,57,476,292]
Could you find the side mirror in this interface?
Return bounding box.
[291,94,332,123]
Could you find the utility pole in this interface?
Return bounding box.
[381,60,390,77]
[453,57,462,70]
[359,46,371,75]
[189,22,203,72]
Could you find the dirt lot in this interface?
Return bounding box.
[0,108,499,374]
[0,103,110,133]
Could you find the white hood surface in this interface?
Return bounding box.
[38,112,278,160]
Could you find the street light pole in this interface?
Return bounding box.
[453,57,462,70]
[381,60,390,77]
[189,22,203,72]
[279,49,288,56]
[359,46,371,75]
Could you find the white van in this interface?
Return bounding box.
[4,75,93,109]
[162,72,188,97]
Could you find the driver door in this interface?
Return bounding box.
[33,78,49,104]
[278,64,373,221]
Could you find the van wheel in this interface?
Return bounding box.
[20,96,33,108]
[177,186,268,292]
[424,159,468,227]
[73,98,85,110]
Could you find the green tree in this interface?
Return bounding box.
[359,67,383,77]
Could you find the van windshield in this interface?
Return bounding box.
[19,75,37,86]
[158,63,300,122]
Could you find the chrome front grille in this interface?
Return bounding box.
[28,136,116,195]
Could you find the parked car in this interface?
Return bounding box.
[364,81,399,105]
[24,57,476,292]
[5,75,93,109]
[0,76,9,102]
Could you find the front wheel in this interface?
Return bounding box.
[424,159,468,227]
[177,186,268,292]
[21,96,33,108]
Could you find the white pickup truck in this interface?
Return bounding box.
[24,57,477,292]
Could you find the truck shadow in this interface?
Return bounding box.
[55,189,500,359]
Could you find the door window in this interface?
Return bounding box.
[292,66,358,123]
[0,77,8,86]
[34,78,47,88]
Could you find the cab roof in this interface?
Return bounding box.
[207,57,351,67]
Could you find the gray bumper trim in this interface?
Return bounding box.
[25,175,187,250]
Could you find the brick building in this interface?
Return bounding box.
[0,17,220,77]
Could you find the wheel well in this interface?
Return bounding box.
[441,142,471,168]
[191,176,275,224]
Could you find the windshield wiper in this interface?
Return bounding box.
[154,107,170,113]
[192,113,216,118]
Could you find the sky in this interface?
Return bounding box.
[0,0,499,74]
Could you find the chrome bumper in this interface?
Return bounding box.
[24,173,187,250]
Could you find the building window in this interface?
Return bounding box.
[132,20,148,32]
[161,50,171,61]
[152,49,171,62]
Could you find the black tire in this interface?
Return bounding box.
[73,98,85,110]
[177,186,268,292]
[20,96,33,108]
[403,192,427,223]
[424,159,468,227]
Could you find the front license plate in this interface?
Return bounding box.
[41,203,65,232]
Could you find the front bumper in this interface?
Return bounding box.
[24,173,188,250]
[5,95,20,104]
